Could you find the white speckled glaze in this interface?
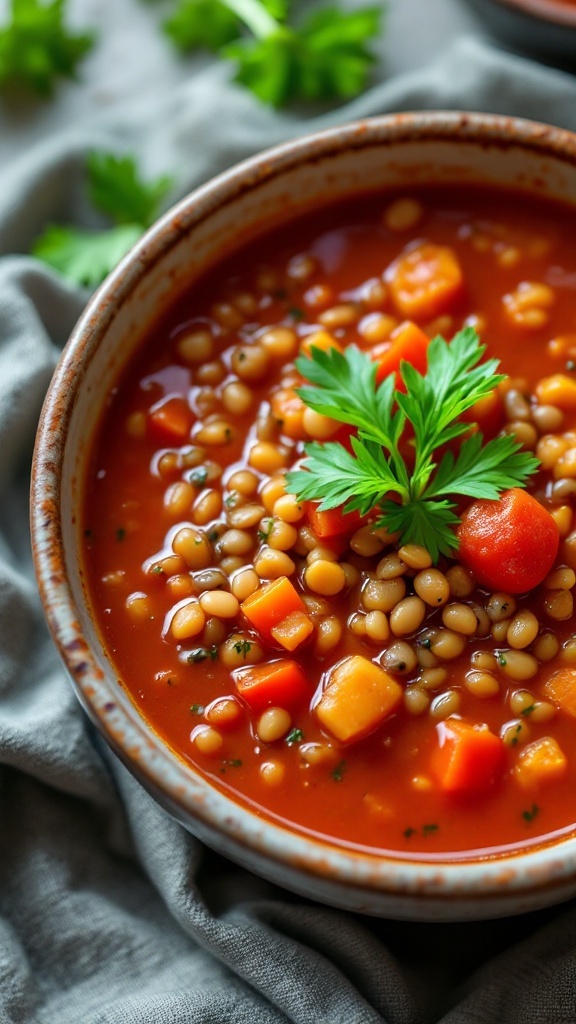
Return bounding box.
[31,112,576,921]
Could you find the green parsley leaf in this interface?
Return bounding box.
[522,803,540,823]
[232,639,252,658]
[285,330,540,561]
[331,759,346,782]
[165,0,242,51]
[32,223,143,288]
[285,727,304,745]
[86,152,173,229]
[164,0,381,108]
[32,151,173,287]
[0,0,94,96]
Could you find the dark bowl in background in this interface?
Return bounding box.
[465,0,576,63]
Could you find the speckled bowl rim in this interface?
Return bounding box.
[31,111,576,911]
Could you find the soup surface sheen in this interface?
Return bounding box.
[84,186,576,858]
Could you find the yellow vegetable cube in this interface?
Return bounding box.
[315,654,402,744]
[514,736,567,789]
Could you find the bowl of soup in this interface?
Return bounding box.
[31,111,576,921]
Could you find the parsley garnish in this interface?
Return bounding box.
[0,0,94,96]
[422,823,439,836]
[190,703,205,714]
[403,826,416,839]
[285,727,304,745]
[187,647,218,663]
[233,639,252,658]
[32,151,173,287]
[257,518,274,543]
[331,759,346,782]
[188,467,209,487]
[220,758,242,772]
[164,0,382,108]
[521,703,536,717]
[285,330,539,562]
[497,652,507,667]
[522,803,540,823]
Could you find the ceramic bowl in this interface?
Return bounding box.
[465,0,576,61]
[31,111,576,921]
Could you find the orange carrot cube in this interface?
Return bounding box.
[386,243,464,321]
[542,668,576,718]
[432,718,505,795]
[270,609,314,651]
[234,659,309,713]
[148,395,193,444]
[241,577,306,641]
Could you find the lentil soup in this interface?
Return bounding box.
[83,186,576,858]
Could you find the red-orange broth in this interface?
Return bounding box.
[83,186,576,858]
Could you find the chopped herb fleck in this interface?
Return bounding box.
[233,639,252,658]
[257,518,274,542]
[422,823,439,836]
[116,527,126,542]
[286,728,304,745]
[190,704,205,715]
[188,467,208,487]
[497,652,507,667]
[288,306,305,321]
[220,758,242,772]
[403,826,416,839]
[208,529,220,542]
[521,703,536,717]
[331,760,346,782]
[419,638,432,650]
[225,491,240,508]
[152,565,164,574]
[187,647,218,664]
[522,803,540,823]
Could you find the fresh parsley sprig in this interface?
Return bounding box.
[0,0,95,96]
[32,152,173,288]
[285,329,540,561]
[164,0,383,108]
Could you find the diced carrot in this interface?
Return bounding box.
[542,668,576,718]
[148,395,193,444]
[270,387,307,440]
[305,500,362,539]
[457,488,559,593]
[514,736,567,789]
[432,718,506,795]
[300,331,343,357]
[233,659,309,713]
[315,655,402,744]
[270,609,314,651]
[371,320,430,386]
[241,576,306,641]
[535,374,576,410]
[386,243,464,321]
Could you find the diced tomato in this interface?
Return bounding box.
[148,395,193,444]
[457,488,559,593]
[305,501,362,539]
[371,320,430,386]
[432,718,506,795]
[233,659,310,713]
[240,577,306,642]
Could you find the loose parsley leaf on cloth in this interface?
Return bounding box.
[164,0,382,107]
[286,329,540,562]
[0,0,94,96]
[165,0,285,52]
[32,152,173,287]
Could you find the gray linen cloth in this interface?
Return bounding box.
[3,1,576,1019]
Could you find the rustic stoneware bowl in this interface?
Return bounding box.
[31,112,576,921]
[465,0,576,60]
